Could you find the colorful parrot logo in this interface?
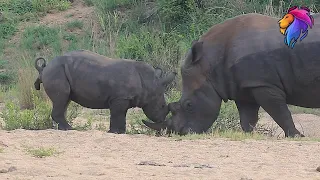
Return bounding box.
[278,6,314,49]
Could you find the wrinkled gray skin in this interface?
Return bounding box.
[34,50,176,133]
[143,13,320,137]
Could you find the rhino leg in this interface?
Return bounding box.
[235,101,260,132]
[43,72,72,130]
[108,99,129,134]
[251,87,304,137]
[52,100,72,130]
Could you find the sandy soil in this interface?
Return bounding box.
[1,112,320,180]
[0,126,320,180]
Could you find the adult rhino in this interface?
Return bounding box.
[34,50,176,133]
[143,13,320,137]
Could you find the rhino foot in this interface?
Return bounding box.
[107,129,126,134]
[285,128,305,138]
[57,124,73,131]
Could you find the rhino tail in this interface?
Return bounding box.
[34,57,47,90]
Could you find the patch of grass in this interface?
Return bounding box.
[65,13,74,18]
[0,148,4,153]
[73,118,93,131]
[66,101,82,126]
[92,0,137,11]
[21,25,61,53]
[31,0,71,12]
[26,146,60,158]
[66,20,84,30]
[0,21,18,39]
[83,0,94,6]
[210,101,241,131]
[289,105,320,116]
[170,129,266,141]
[126,108,157,135]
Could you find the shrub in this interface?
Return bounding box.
[1,91,52,130]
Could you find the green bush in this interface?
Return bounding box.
[1,92,52,130]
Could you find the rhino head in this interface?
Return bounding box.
[143,40,223,134]
[141,67,177,123]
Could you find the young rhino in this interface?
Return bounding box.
[34,50,176,134]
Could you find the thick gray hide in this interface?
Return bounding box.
[144,13,320,137]
[35,50,176,133]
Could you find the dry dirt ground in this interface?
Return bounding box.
[1,115,320,180]
[1,1,320,180]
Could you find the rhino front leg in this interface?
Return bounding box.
[235,101,260,132]
[251,86,304,137]
[108,99,129,134]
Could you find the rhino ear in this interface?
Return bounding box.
[154,67,163,79]
[191,41,203,64]
[160,72,177,87]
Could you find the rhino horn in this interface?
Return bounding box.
[142,120,168,131]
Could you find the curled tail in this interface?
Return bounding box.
[34,57,47,90]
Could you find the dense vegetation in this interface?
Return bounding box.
[0,0,319,134]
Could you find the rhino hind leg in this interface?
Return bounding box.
[107,99,130,134]
[251,86,304,137]
[235,101,260,132]
[51,99,72,130]
[43,73,72,130]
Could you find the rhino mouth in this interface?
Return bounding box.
[142,119,192,135]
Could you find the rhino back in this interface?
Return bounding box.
[230,15,320,89]
[202,13,320,101]
[56,50,155,108]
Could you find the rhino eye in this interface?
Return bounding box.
[183,100,193,111]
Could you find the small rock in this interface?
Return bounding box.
[137,161,166,166]
[8,166,17,172]
[240,178,253,180]
[316,166,320,172]
[0,169,8,173]
[0,166,17,173]
[194,164,214,169]
[173,164,190,168]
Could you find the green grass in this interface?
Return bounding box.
[21,25,61,53]
[26,146,60,158]
[0,148,4,153]
[289,105,320,116]
[170,130,267,141]
[66,20,84,30]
